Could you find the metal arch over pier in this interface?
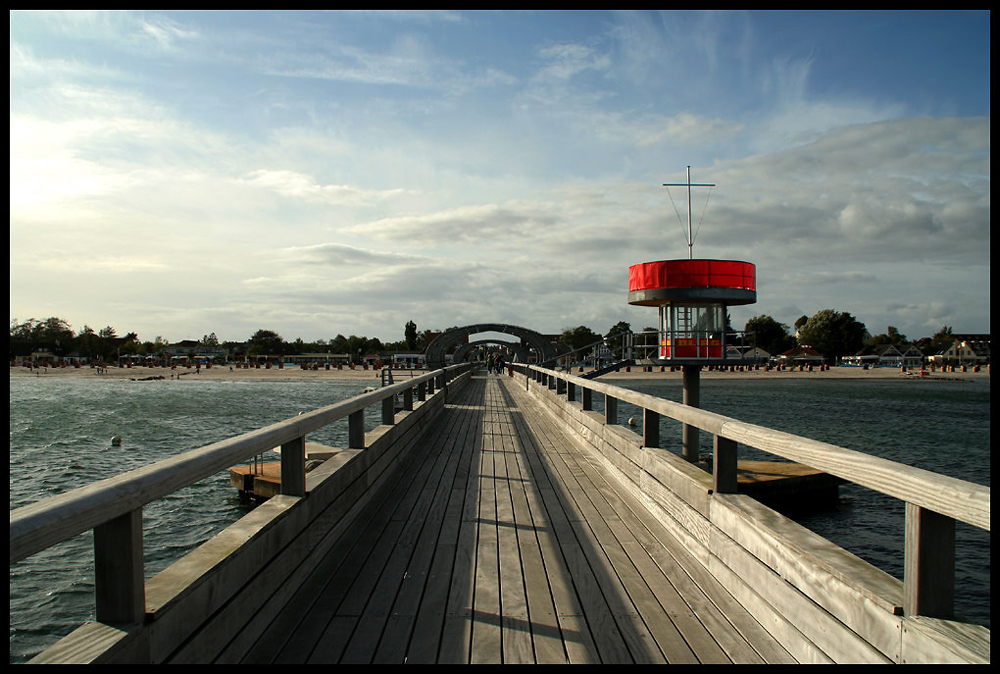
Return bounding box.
[452,339,530,364]
[426,323,560,369]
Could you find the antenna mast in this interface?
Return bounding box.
[663,166,714,259]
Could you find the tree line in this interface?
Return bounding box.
[9,317,429,364]
[747,311,957,363]
[11,311,961,366]
[558,311,959,364]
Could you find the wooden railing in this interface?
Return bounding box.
[9,363,472,628]
[514,363,990,621]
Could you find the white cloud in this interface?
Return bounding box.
[8,11,990,344]
[635,112,745,148]
[345,203,559,245]
[279,242,425,266]
[239,169,411,205]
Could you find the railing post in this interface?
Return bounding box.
[403,387,413,411]
[713,435,738,494]
[349,410,365,449]
[643,408,659,448]
[682,365,701,462]
[280,436,306,496]
[382,396,395,425]
[567,380,576,403]
[582,386,592,411]
[94,509,145,625]
[605,394,618,425]
[904,503,955,618]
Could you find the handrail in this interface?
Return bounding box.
[10,364,469,565]
[519,363,989,530]
[9,363,471,630]
[515,363,989,620]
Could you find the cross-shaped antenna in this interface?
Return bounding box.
[663,166,714,259]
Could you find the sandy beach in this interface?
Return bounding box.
[10,363,387,383]
[10,362,988,383]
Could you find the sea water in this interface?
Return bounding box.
[9,374,991,662]
[9,376,374,664]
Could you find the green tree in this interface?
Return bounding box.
[346,335,370,363]
[77,325,99,359]
[606,321,632,359]
[559,325,602,354]
[247,329,286,356]
[796,310,868,364]
[330,334,350,353]
[870,326,907,346]
[10,317,76,357]
[930,325,955,351]
[744,315,796,356]
[404,320,418,351]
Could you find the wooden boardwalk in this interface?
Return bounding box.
[241,371,795,664]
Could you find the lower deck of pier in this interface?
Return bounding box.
[241,371,795,664]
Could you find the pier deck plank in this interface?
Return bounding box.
[242,372,794,664]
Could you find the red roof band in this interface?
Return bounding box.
[628,259,757,307]
[629,259,756,292]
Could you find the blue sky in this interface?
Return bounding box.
[9,10,991,345]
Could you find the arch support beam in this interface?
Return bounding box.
[426,323,559,369]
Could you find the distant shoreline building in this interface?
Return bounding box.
[928,334,991,367]
[844,343,925,368]
[776,346,825,366]
[162,340,229,362]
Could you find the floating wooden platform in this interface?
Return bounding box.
[685,458,844,512]
[733,460,843,510]
[230,443,341,501]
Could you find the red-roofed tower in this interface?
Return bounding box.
[628,167,759,462]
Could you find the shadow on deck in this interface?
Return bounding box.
[241,372,791,664]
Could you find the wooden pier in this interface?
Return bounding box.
[10,364,990,664]
[241,373,789,664]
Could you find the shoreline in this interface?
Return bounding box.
[10,363,989,383]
